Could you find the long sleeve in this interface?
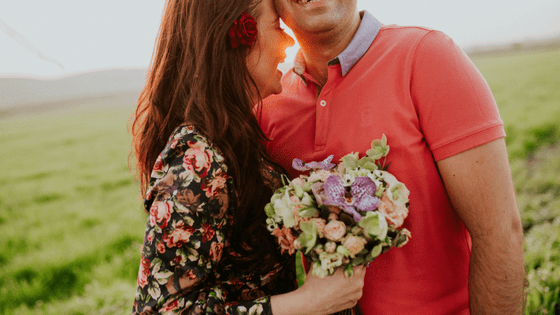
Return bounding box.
[133,126,273,315]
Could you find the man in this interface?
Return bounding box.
[259,0,525,313]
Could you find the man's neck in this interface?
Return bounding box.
[296,13,361,87]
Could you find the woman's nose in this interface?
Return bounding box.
[284,32,295,48]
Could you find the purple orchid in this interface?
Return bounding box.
[323,175,380,222]
[292,155,336,172]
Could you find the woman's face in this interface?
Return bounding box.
[246,0,295,102]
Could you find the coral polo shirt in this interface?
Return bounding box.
[258,11,505,315]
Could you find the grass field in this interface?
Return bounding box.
[1,48,559,314]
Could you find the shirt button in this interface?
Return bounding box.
[320,100,327,107]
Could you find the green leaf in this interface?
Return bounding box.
[344,264,354,278]
[358,156,377,166]
[375,185,385,197]
[351,255,365,266]
[368,243,383,260]
[336,245,351,257]
[366,147,384,160]
[363,162,378,171]
[293,183,304,199]
[341,155,359,170]
[264,203,275,217]
[298,221,317,254]
[299,207,320,218]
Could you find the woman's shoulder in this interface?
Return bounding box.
[164,124,226,165]
[144,124,231,206]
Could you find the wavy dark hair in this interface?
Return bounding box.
[131,0,285,273]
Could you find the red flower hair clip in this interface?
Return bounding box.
[228,12,258,49]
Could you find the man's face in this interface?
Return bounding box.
[273,0,358,37]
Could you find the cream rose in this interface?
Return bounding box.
[388,182,410,206]
[323,220,346,242]
[325,241,337,253]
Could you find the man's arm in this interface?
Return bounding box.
[437,138,525,314]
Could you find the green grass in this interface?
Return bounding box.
[1,48,559,314]
[0,101,146,314]
[472,49,560,160]
[472,48,560,314]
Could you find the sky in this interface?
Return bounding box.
[1,0,559,79]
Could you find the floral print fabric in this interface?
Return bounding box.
[133,125,296,315]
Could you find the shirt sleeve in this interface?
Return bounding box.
[410,30,505,161]
[133,131,272,315]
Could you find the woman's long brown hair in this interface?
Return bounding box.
[131,0,285,273]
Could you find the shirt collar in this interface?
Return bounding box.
[293,10,382,80]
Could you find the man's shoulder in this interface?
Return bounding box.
[379,24,434,36]
[371,24,454,55]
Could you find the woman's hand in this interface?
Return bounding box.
[270,265,366,315]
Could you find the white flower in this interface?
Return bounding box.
[375,170,409,205]
[388,182,410,206]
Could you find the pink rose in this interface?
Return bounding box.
[183,142,213,177]
[202,170,229,198]
[209,242,224,262]
[153,155,164,172]
[200,223,215,242]
[313,218,326,238]
[146,230,155,244]
[343,235,367,257]
[377,193,409,228]
[160,298,181,313]
[137,255,150,288]
[149,201,173,228]
[163,222,196,248]
[324,220,346,242]
[156,241,166,254]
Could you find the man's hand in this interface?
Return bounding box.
[437,138,525,314]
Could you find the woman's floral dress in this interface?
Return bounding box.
[133,125,297,315]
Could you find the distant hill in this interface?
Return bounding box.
[464,34,560,57]
[0,69,147,108]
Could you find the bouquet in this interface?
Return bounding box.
[265,135,411,278]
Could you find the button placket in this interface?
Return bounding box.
[315,85,330,150]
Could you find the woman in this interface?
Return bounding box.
[131,0,365,314]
